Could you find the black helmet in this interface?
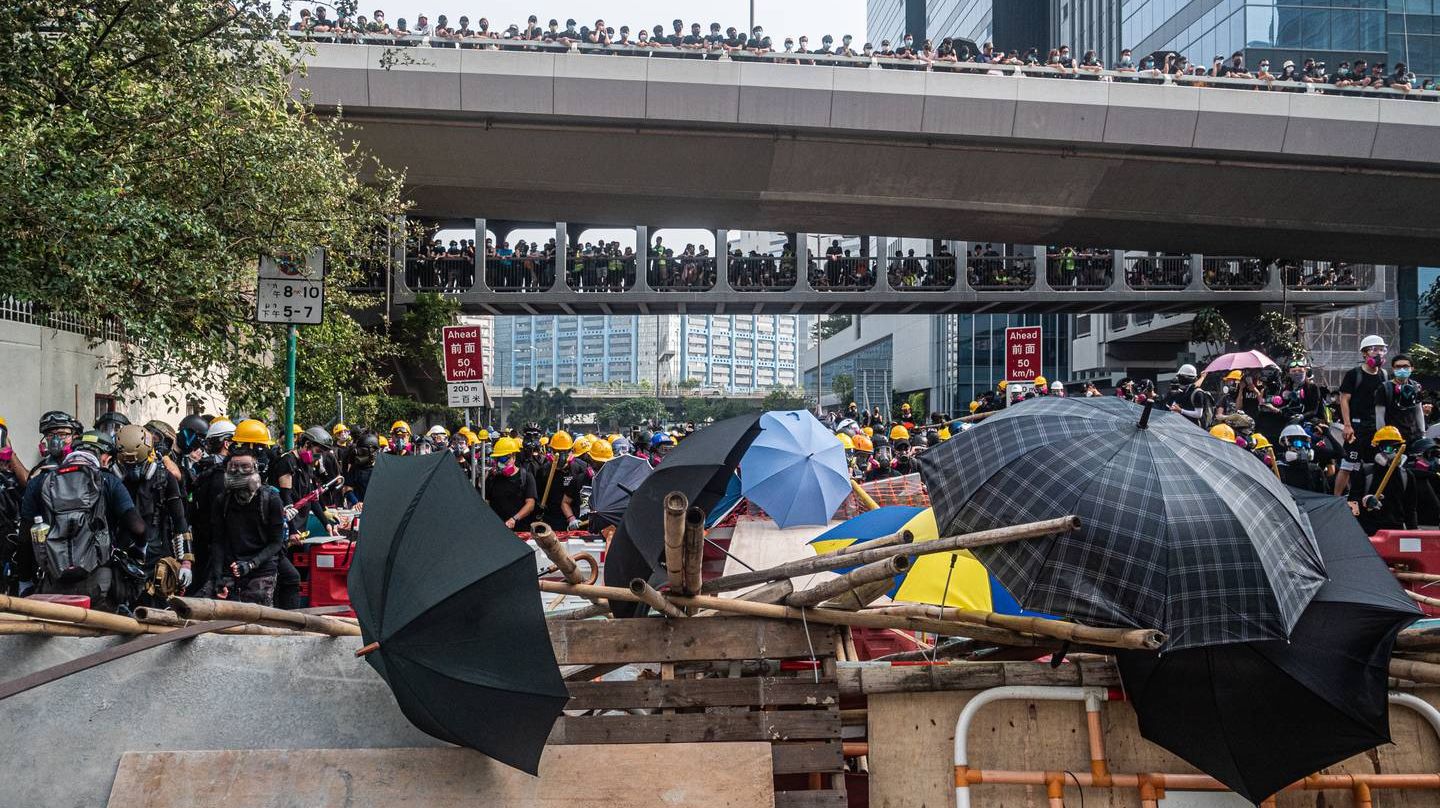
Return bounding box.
[303,426,333,447]
[358,433,380,451]
[872,434,891,449]
[177,414,210,453]
[924,429,940,446]
[76,429,117,456]
[39,410,82,434]
[94,411,131,432]
[1412,438,1438,456]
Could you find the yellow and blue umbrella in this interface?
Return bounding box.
[808,505,1042,616]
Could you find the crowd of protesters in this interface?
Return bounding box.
[282,8,1436,95]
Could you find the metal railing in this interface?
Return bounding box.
[564,256,636,292]
[648,255,716,291]
[728,256,797,291]
[486,254,555,292]
[1203,256,1269,291]
[289,32,1440,102]
[1046,251,1113,290]
[808,256,878,291]
[1283,260,1374,291]
[348,259,390,293]
[968,256,1036,291]
[405,256,476,292]
[888,255,957,291]
[1125,255,1191,290]
[0,297,127,342]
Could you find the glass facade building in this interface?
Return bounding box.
[948,313,1072,405]
[868,0,995,46]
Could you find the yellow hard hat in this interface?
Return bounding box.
[456,427,476,445]
[854,434,874,453]
[377,435,389,448]
[292,423,305,436]
[889,425,910,441]
[233,419,273,446]
[491,436,521,457]
[1372,425,1404,446]
[938,427,951,441]
[1209,424,1236,443]
[1225,370,1243,381]
[572,435,593,457]
[330,422,350,436]
[550,430,574,451]
[836,432,855,450]
[968,400,980,413]
[1034,376,1048,387]
[607,433,621,444]
[862,426,874,437]
[587,440,615,463]
[997,380,1009,391]
[1251,433,1272,450]
[391,420,411,435]
[477,429,490,442]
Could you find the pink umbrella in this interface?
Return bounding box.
[1202,350,1278,375]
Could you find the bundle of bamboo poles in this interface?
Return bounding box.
[0,593,359,640]
[534,505,1169,652]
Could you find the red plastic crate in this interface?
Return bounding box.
[1370,529,1440,617]
[25,593,91,608]
[307,540,356,616]
[291,551,311,570]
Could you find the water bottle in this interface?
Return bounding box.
[30,515,49,545]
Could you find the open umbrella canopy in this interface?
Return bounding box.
[809,506,1042,615]
[349,452,569,775]
[1117,488,1421,802]
[603,414,763,600]
[920,396,1326,651]
[587,454,652,533]
[1202,350,1278,375]
[742,410,852,528]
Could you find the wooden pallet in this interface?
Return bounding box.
[550,617,848,808]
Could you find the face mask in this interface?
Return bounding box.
[1396,368,1413,380]
[1221,385,1231,396]
[1290,372,1306,385]
[225,470,261,502]
[500,461,518,477]
[1366,350,1387,368]
[41,435,71,462]
[1284,446,1313,464]
[1122,56,1131,64]
[297,449,314,466]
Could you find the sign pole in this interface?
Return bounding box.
[285,324,298,451]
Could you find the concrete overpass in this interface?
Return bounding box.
[297,42,1440,268]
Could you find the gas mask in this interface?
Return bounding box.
[875,447,893,466]
[1289,371,1306,385]
[225,468,261,502]
[500,458,519,477]
[40,434,72,463]
[1374,446,1402,467]
[1283,441,1313,464]
[297,449,314,466]
[121,460,155,484]
[1365,348,1387,368]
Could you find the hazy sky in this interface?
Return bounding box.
[302,0,869,43]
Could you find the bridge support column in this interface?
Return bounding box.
[874,236,892,292]
[714,229,734,292]
[1108,250,1126,292]
[1188,254,1205,292]
[1265,259,1285,293]
[391,214,411,295]
[551,222,569,291]
[1032,245,1053,292]
[954,241,970,293]
[472,218,490,294]
[795,234,813,292]
[633,226,651,292]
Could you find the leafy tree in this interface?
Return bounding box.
[831,374,855,407]
[686,397,761,424]
[1408,280,1440,375]
[0,0,406,407]
[548,387,577,426]
[761,387,809,412]
[599,397,668,430]
[388,293,460,403]
[509,386,554,428]
[812,315,852,342]
[1189,307,1233,362]
[1236,311,1306,364]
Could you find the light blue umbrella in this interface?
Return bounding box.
[741,410,852,528]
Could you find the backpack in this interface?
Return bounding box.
[1191,387,1217,430]
[37,464,111,582]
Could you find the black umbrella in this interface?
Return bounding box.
[587,454,652,533]
[919,396,1326,651]
[349,452,569,775]
[603,414,762,607]
[1117,488,1421,803]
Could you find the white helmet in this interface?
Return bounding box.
[426,424,449,438]
[1359,334,1387,351]
[1280,423,1309,441]
[1176,363,1198,378]
[1049,381,1064,391]
[206,419,236,440]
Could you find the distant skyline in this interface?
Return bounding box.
[295,1,870,45]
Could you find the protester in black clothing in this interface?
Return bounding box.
[1163,363,1211,427]
[208,449,285,606]
[485,438,537,531]
[1336,335,1389,495]
[1349,427,1418,535]
[1379,354,1426,442]
[113,425,191,599]
[344,434,379,505]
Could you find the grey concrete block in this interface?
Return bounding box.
[830,67,926,133]
[645,58,742,123]
[460,48,555,115]
[1283,93,1380,157]
[366,44,462,110]
[738,62,834,128]
[1371,98,1440,161]
[1193,87,1291,153]
[1102,81,1199,148]
[921,71,1019,138]
[1012,76,1109,142]
[554,52,647,119]
[293,44,371,108]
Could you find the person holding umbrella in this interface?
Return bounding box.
[1348,425,1418,534]
[484,437,537,532]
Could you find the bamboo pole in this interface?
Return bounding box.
[703,516,1080,594]
[548,601,611,621]
[169,597,360,637]
[1389,658,1440,685]
[1407,590,1440,609]
[1394,571,1440,584]
[828,529,912,556]
[787,556,910,608]
[865,604,1165,650]
[531,522,584,586]
[681,506,706,597]
[132,608,303,636]
[663,492,688,593]
[630,579,686,619]
[537,579,1050,648]
[0,593,150,635]
[850,479,880,512]
[821,578,894,611]
[0,620,108,637]
[737,580,795,604]
[1397,625,1440,651]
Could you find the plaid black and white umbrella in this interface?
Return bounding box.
[918,396,1325,651]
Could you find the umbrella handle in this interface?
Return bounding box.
[355,642,380,658]
[573,552,600,585]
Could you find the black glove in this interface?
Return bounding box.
[234,559,255,577]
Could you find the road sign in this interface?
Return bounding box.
[1004,326,1042,382]
[256,248,325,325]
[442,325,485,382]
[447,381,489,408]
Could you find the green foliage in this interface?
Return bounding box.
[598,397,668,430]
[812,315,852,342]
[0,1,406,405]
[507,385,580,430]
[761,387,809,412]
[684,397,762,424]
[340,393,462,431]
[1408,343,1440,377]
[1239,311,1306,364]
[1190,307,1232,348]
[831,374,855,406]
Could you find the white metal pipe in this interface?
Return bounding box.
[1390,691,1440,746]
[953,686,1110,808]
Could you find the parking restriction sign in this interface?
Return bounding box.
[442,325,485,382]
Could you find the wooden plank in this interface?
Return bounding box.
[549,616,837,665]
[772,741,845,774]
[108,745,776,808]
[566,677,839,710]
[549,711,841,745]
[774,789,848,808]
[835,657,1119,696]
